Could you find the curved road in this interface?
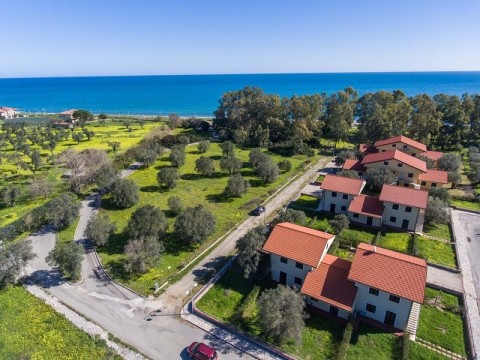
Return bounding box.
[25,157,331,359]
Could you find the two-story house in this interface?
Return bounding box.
[348,243,427,333]
[262,222,335,289]
[348,194,384,227]
[379,184,428,232]
[374,135,427,157]
[264,223,427,335]
[418,169,448,189]
[318,175,366,214]
[361,150,427,186]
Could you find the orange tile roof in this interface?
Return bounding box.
[422,150,444,161]
[348,195,384,218]
[348,243,427,303]
[374,135,427,152]
[262,223,335,267]
[379,184,429,209]
[301,254,357,311]
[361,150,427,172]
[320,174,365,196]
[343,159,367,172]
[359,144,378,154]
[418,169,448,184]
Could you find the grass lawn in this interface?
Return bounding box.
[346,324,401,360]
[422,223,452,241]
[333,247,355,261]
[377,231,412,254]
[305,212,376,247]
[196,268,343,360]
[416,237,457,268]
[409,342,450,360]
[98,143,320,294]
[418,289,466,356]
[291,194,320,209]
[0,287,113,359]
[451,198,480,211]
[0,120,164,231]
[57,216,80,244]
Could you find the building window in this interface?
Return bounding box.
[431,183,437,188]
[280,257,288,264]
[403,183,409,187]
[421,181,427,186]
[384,161,389,165]
[310,297,318,302]
[403,144,408,149]
[294,276,302,285]
[392,144,397,148]
[366,303,377,313]
[405,206,412,213]
[390,216,397,222]
[397,163,403,167]
[392,204,399,210]
[408,173,413,178]
[389,294,401,303]
[341,206,347,211]
[342,194,348,200]
[332,192,337,198]
[353,213,359,218]
[369,287,379,296]
[329,306,339,316]
[295,262,303,269]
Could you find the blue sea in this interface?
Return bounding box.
[0,72,479,117]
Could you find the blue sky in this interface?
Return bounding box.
[1,0,479,77]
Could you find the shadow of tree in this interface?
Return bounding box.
[140,185,161,192]
[206,192,233,203]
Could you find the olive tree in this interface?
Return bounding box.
[225,173,250,197]
[438,153,461,172]
[197,141,210,153]
[256,158,279,184]
[109,178,139,209]
[258,286,307,345]
[84,213,116,246]
[126,205,167,241]
[174,205,216,244]
[235,226,267,279]
[124,236,164,274]
[169,145,186,167]
[47,193,80,230]
[167,196,184,215]
[425,197,450,225]
[46,242,84,281]
[328,214,350,234]
[157,167,180,189]
[271,209,306,227]
[195,156,215,176]
[0,239,36,288]
[220,155,243,175]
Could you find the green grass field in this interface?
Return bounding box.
[377,231,412,254]
[290,194,320,209]
[0,120,165,230]
[346,323,401,360]
[422,223,452,241]
[451,198,480,211]
[0,287,114,359]
[418,289,466,356]
[416,237,457,268]
[98,143,319,294]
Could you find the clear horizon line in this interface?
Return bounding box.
[1,69,480,80]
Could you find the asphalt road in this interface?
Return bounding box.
[455,211,480,303]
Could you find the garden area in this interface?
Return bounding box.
[0,286,115,359]
[417,288,467,357]
[196,268,452,360]
[290,194,321,209]
[97,142,319,294]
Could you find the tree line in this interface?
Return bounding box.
[213,86,480,151]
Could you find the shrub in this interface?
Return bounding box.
[167,196,183,215]
[109,178,139,209]
[46,242,84,281]
[278,160,292,172]
[197,141,210,153]
[328,214,350,234]
[271,209,306,226]
[336,322,353,360]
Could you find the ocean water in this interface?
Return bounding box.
[0,72,479,116]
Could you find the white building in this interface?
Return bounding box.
[318,175,366,214]
[262,222,335,289]
[0,106,18,119]
[263,223,427,335]
[379,184,428,232]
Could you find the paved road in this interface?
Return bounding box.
[426,265,463,294]
[158,156,333,312]
[450,209,480,359]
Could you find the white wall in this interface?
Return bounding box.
[348,212,382,227]
[382,202,420,231]
[269,253,314,289]
[318,190,354,214]
[364,159,422,184]
[353,282,413,330]
[306,296,351,319]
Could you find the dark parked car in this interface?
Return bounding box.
[250,205,266,216]
[187,342,218,360]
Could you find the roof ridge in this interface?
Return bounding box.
[358,243,426,267]
[277,222,332,238]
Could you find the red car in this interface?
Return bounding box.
[187,342,218,360]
